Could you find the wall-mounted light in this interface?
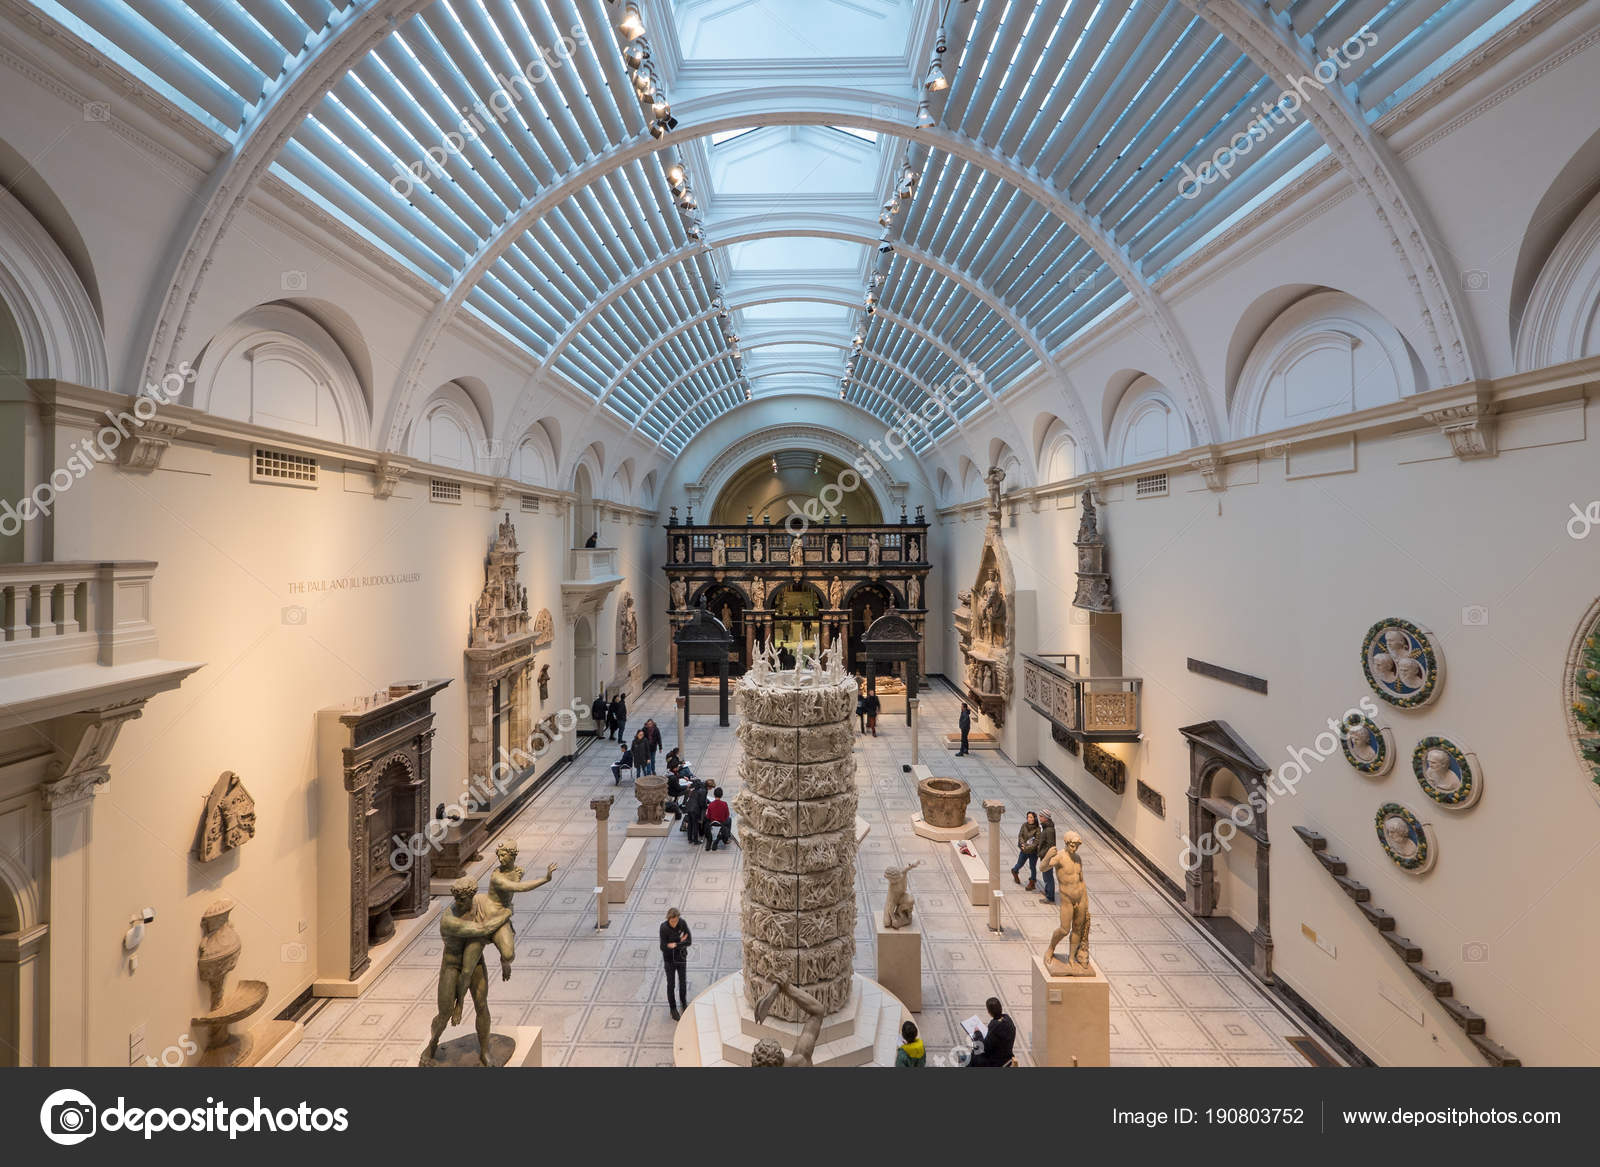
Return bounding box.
[925,32,948,92]
[916,100,935,128]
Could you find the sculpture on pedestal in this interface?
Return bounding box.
[420,874,515,1067]
[882,860,924,929]
[1072,487,1115,613]
[712,534,728,566]
[1040,832,1092,975]
[751,978,827,1067]
[671,578,687,609]
[635,773,667,823]
[867,532,881,566]
[617,591,639,653]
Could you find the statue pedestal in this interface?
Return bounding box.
[418,1025,543,1067]
[875,923,921,1013]
[910,814,979,842]
[625,821,672,838]
[1030,955,1110,1067]
[672,973,910,1067]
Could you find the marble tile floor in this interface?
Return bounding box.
[295,681,1323,1068]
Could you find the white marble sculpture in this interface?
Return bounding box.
[867,533,881,566]
[882,860,923,929]
[712,534,727,566]
[732,660,859,1021]
[1040,832,1092,976]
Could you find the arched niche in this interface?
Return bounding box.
[708,451,883,526]
[509,424,556,487]
[191,303,369,443]
[1516,186,1600,370]
[409,380,488,470]
[1034,415,1079,484]
[1229,290,1419,438]
[0,183,106,388]
[1106,375,1191,466]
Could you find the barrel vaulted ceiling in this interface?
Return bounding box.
[34,0,1531,459]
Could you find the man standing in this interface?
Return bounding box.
[643,718,663,774]
[592,692,608,738]
[612,692,628,743]
[956,702,971,755]
[660,907,692,1021]
[1037,812,1058,904]
[684,778,709,845]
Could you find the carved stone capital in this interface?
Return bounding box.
[114,414,189,472]
[590,795,614,820]
[1190,445,1227,491]
[982,798,1006,823]
[1417,384,1497,460]
[374,454,407,499]
[41,766,110,809]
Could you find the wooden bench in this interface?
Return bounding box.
[606,837,648,903]
[950,838,991,906]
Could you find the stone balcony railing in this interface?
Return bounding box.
[0,561,161,677]
[566,547,619,582]
[1022,652,1142,742]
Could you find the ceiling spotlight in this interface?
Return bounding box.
[666,162,685,186]
[649,121,668,139]
[916,100,935,128]
[623,41,650,70]
[619,3,646,40]
[878,243,894,254]
[925,32,948,92]
[652,97,671,121]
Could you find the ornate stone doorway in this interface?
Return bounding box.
[574,616,597,707]
[698,583,748,674]
[1178,720,1274,981]
[845,582,894,673]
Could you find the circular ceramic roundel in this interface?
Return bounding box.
[1339,712,1393,775]
[1375,802,1435,873]
[1361,619,1442,708]
[1562,598,1600,807]
[1411,736,1481,808]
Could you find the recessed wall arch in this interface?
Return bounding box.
[408,380,488,472]
[1107,375,1193,467]
[1516,186,1600,371]
[0,182,107,389]
[190,302,369,444]
[1229,290,1421,439]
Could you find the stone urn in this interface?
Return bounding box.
[635,773,667,824]
[917,776,972,828]
[194,898,268,1066]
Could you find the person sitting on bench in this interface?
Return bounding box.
[704,786,731,851]
[611,742,632,785]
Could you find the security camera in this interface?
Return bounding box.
[140,907,156,923]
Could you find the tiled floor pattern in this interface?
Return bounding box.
[295,682,1316,1067]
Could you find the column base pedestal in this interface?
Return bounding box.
[875,923,921,1013]
[672,973,910,1066]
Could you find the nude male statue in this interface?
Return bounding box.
[1040,831,1092,976]
[750,977,827,1066]
[421,877,514,1066]
[455,843,557,1019]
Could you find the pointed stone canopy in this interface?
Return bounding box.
[1072,487,1114,613]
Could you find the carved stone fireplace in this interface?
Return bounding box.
[315,679,449,987]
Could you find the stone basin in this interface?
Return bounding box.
[916,776,972,828]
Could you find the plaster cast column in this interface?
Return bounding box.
[591,796,613,930]
[676,695,687,753]
[41,773,106,1066]
[983,799,1006,934]
[909,697,919,766]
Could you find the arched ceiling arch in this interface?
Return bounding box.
[50,0,1517,466]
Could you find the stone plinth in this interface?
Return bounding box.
[418,1025,542,1068]
[875,923,921,1013]
[672,973,909,1066]
[1031,954,1110,1067]
[730,665,859,1023]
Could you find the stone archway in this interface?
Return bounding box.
[574,616,597,715]
[1178,720,1274,981]
[0,866,45,1067]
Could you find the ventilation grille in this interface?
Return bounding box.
[520,494,540,513]
[1134,472,1168,498]
[251,448,317,487]
[430,478,462,503]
